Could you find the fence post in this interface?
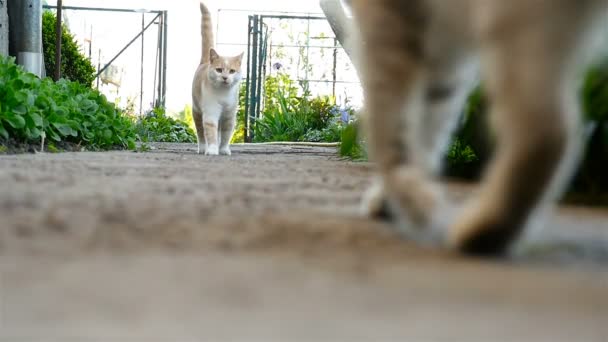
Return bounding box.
[54,0,62,80]
[0,0,8,56]
[8,0,43,76]
[247,15,259,143]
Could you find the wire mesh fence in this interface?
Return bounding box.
[216,9,362,142]
[42,5,167,115]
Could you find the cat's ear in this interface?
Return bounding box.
[234,52,244,66]
[210,49,220,63]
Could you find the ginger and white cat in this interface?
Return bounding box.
[349,0,607,256]
[192,2,244,155]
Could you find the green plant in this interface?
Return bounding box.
[339,121,367,161]
[445,138,482,178]
[232,82,248,143]
[567,57,608,202]
[136,142,152,152]
[135,107,196,143]
[46,142,60,153]
[253,88,314,142]
[42,11,96,86]
[176,105,195,132]
[253,74,352,143]
[0,55,136,150]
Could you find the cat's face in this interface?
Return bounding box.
[207,49,244,88]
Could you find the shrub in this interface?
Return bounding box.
[253,74,353,143]
[135,107,196,143]
[42,11,96,86]
[0,56,136,150]
[568,57,608,201]
[253,88,314,142]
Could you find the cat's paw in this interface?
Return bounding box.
[385,166,440,225]
[376,166,449,245]
[219,146,232,156]
[448,201,518,257]
[360,178,393,221]
[205,145,219,156]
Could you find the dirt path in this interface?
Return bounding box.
[1,143,607,341]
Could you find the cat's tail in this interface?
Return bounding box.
[200,2,214,65]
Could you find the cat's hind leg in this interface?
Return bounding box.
[351,0,448,243]
[361,59,477,239]
[192,107,206,154]
[449,3,587,256]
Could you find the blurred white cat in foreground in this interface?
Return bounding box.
[349,0,608,256]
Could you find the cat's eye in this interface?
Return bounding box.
[229,69,236,74]
[215,68,223,73]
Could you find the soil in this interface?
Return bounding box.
[1,143,607,341]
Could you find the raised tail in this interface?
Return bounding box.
[200,2,214,65]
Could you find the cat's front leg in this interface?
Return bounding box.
[203,119,220,156]
[360,177,391,220]
[219,115,236,156]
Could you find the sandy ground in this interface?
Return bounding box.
[0,143,607,341]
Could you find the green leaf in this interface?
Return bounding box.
[11,78,25,89]
[47,128,62,141]
[103,129,113,140]
[52,122,74,136]
[30,113,43,127]
[13,104,27,115]
[4,113,26,129]
[55,106,69,116]
[0,123,8,139]
[28,127,42,139]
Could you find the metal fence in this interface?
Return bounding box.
[216,9,361,142]
[43,5,168,115]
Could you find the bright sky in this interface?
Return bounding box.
[45,0,326,113]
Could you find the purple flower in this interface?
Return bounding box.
[272,62,283,71]
[340,109,350,123]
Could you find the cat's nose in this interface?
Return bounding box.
[222,76,228,81]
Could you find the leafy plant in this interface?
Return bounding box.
[176,104,196,131]
[0,55,136,150]
[253,88,314,142]
[253,74,353,143]
[567,56,608,202]
[339,121,367,160]
[232,82,248,143]
[135,107,196,143]
[42,11,96,86]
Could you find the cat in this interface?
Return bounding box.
[348,0,607,256]
[192,2,244,156]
